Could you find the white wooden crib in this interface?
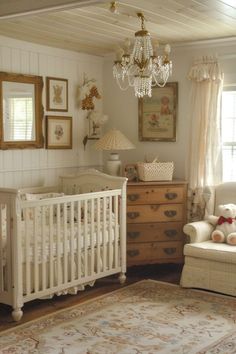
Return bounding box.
[0,170,127,321]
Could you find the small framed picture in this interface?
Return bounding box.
[124,164,138,181]
[46,77,68,112]
[46,116,72,149]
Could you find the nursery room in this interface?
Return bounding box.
[0,0,236,353]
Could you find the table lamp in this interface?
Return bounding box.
[94,128,135,175]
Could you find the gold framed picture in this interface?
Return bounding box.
[138,82,178,142]
[46,77,68,112]
[46,116,72,149]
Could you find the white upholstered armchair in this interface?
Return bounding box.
[180,182,236,296]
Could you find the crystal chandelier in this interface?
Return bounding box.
[113,12,172,98]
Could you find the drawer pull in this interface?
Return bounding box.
[127,249,140,257]
[164,247,176,255]
[165,192,178,200]
[127,212,140,220]
[164,210,177,218]
[127,194,140,202]
[164,229,178,238]
[127,231,140,239]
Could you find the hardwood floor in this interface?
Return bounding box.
[0,264,183,332]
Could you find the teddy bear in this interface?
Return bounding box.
[207,204,236,245]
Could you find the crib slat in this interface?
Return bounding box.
[77,200,82,280]
[114,195,119,269]
[63,203,68,284]
[25,209,31,296]
[33,207,39,293]
[42,207,46,291]
[84,200,88,278]
[90,198,95,276]
[56,204,61,287]
[70,201,75,282]
[102,197,107,272]
[49,205,54,289]
[96,198,101,273]
[6,207,11,293]
[108,196,113,270]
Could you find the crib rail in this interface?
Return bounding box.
[18,189,123,302]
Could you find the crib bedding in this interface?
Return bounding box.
[2,219,118,263]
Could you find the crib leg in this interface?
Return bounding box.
[118,272,126,284]
[12,307,23,322]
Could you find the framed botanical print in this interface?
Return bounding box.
[138,82,178,142]
[46,116,72,149]
[46,77,68,112]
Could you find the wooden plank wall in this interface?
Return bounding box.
[0,36,104,188]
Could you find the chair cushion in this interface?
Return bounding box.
[184,240,236,264]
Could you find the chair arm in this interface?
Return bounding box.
[183,221,214,243]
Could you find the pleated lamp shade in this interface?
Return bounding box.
[94,129,135,176]
[94,128,135,151]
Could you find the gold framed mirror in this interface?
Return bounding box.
[0,72,44,149]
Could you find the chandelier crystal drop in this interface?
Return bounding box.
[113,12,172,98]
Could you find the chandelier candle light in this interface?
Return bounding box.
[113,12,172,98]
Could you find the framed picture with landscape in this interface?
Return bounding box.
[138,82,178,142]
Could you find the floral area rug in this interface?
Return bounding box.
[0,280,236,354]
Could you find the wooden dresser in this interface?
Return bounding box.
[126,180,187,266]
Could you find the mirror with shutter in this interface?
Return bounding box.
[0,72,44,149]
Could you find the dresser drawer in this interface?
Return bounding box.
[127,241,183,265]
[127,222,184,243]
[127,204,183,223]
[127,186,184,205]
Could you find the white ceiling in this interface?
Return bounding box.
[0,0,235,56]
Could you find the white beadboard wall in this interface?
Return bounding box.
[0,35,104,188]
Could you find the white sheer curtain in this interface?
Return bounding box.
[187,56,224,221]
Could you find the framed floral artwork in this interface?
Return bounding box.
[138,82,178,142]
[46,77,68,112]
[46,116,72,149]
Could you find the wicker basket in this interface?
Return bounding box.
[137,162,174,181]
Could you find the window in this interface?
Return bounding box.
[221,88,236,182]
[2,81,35,142]
[4,96,34,141]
